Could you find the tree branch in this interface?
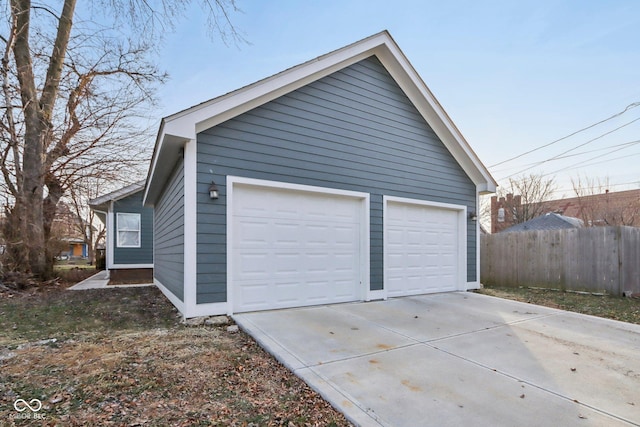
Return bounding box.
[40,0,76,121]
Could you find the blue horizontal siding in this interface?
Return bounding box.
[154,158,185,301]
[113,192,153,265]
[196,56,477,303]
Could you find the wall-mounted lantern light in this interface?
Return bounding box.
[209,182,219,200]
[468,211,477,221]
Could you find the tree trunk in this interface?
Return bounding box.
[22,117,47,277]
[9,0,77,279]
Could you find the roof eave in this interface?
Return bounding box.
[144,30,497,199]
[372,36,497,193]
[89,180,146,211]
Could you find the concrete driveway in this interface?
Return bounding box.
[234,292,640,426]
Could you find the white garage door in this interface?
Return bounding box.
[230,181,364,313]
[385,198,463,297]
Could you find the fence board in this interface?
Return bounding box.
[480,226,640,295]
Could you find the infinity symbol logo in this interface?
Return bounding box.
[13,398,42,412]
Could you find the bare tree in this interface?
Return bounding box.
[0,0,240,279]
[571,176,640,226]
[66,176,110,265]
[490,173,556,232]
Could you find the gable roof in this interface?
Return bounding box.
[89,180,146,212]
[501,213,583,233]
[144,30,497,205]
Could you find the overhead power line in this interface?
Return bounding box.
[544,151,640,177]
[492,138,640,173]
[547,179,640,197]
[500,116,640,180]
[489,101,640,168]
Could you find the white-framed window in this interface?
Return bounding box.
[117,213,141,248]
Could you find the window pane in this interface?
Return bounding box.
[119,213,140,231]
[117,213,141,247]
[118,231,140,247]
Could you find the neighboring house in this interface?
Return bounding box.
[143,31,497,318]
[490,193,520,233]
[491,189,640,233]
[541,189,640,227]
[52,203,89,259]
[89,181,154,282]
[500,213,583,233]
[60,238,88,259]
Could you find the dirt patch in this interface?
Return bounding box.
[108,268,153,285]
[0,287,352,426]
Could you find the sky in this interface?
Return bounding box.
[154,0,640,199]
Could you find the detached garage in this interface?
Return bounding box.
[143,31,496,318]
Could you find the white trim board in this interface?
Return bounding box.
[182,138,199,317]
[154,278,185,318]
[109,264,154,269]
[106,201,115,269]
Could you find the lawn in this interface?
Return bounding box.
[54,259,96,271]
[0,285,351,426]
[476,286,640,325]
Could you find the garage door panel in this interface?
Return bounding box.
[234,253,274,280]
[333,225,359,243]
[385,200,461,297]
[273,222,301,246]
[236,219,271,247]
[232,183,363,313]
[238,283,271,311]
[387,229,405,245]
[306,224,331,245]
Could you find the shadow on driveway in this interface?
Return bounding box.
[235,292,640,426]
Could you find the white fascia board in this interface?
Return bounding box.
[374,41,497,192]
[143,121,166,206]
[146,32,390,203]
[165,32,391,135]
[144,131,188,206]
[145,30,498,203]
[477,182,498,194]
[90,181,145,205]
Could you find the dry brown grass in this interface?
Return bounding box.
[0,287,351,426]
[477,286,640,325]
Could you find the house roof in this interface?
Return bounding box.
[89,180,146,212]
[143,31,497,206]
[501,213,584,233]
[541,189,640,225]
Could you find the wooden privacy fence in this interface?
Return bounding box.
[481,226,640,296]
